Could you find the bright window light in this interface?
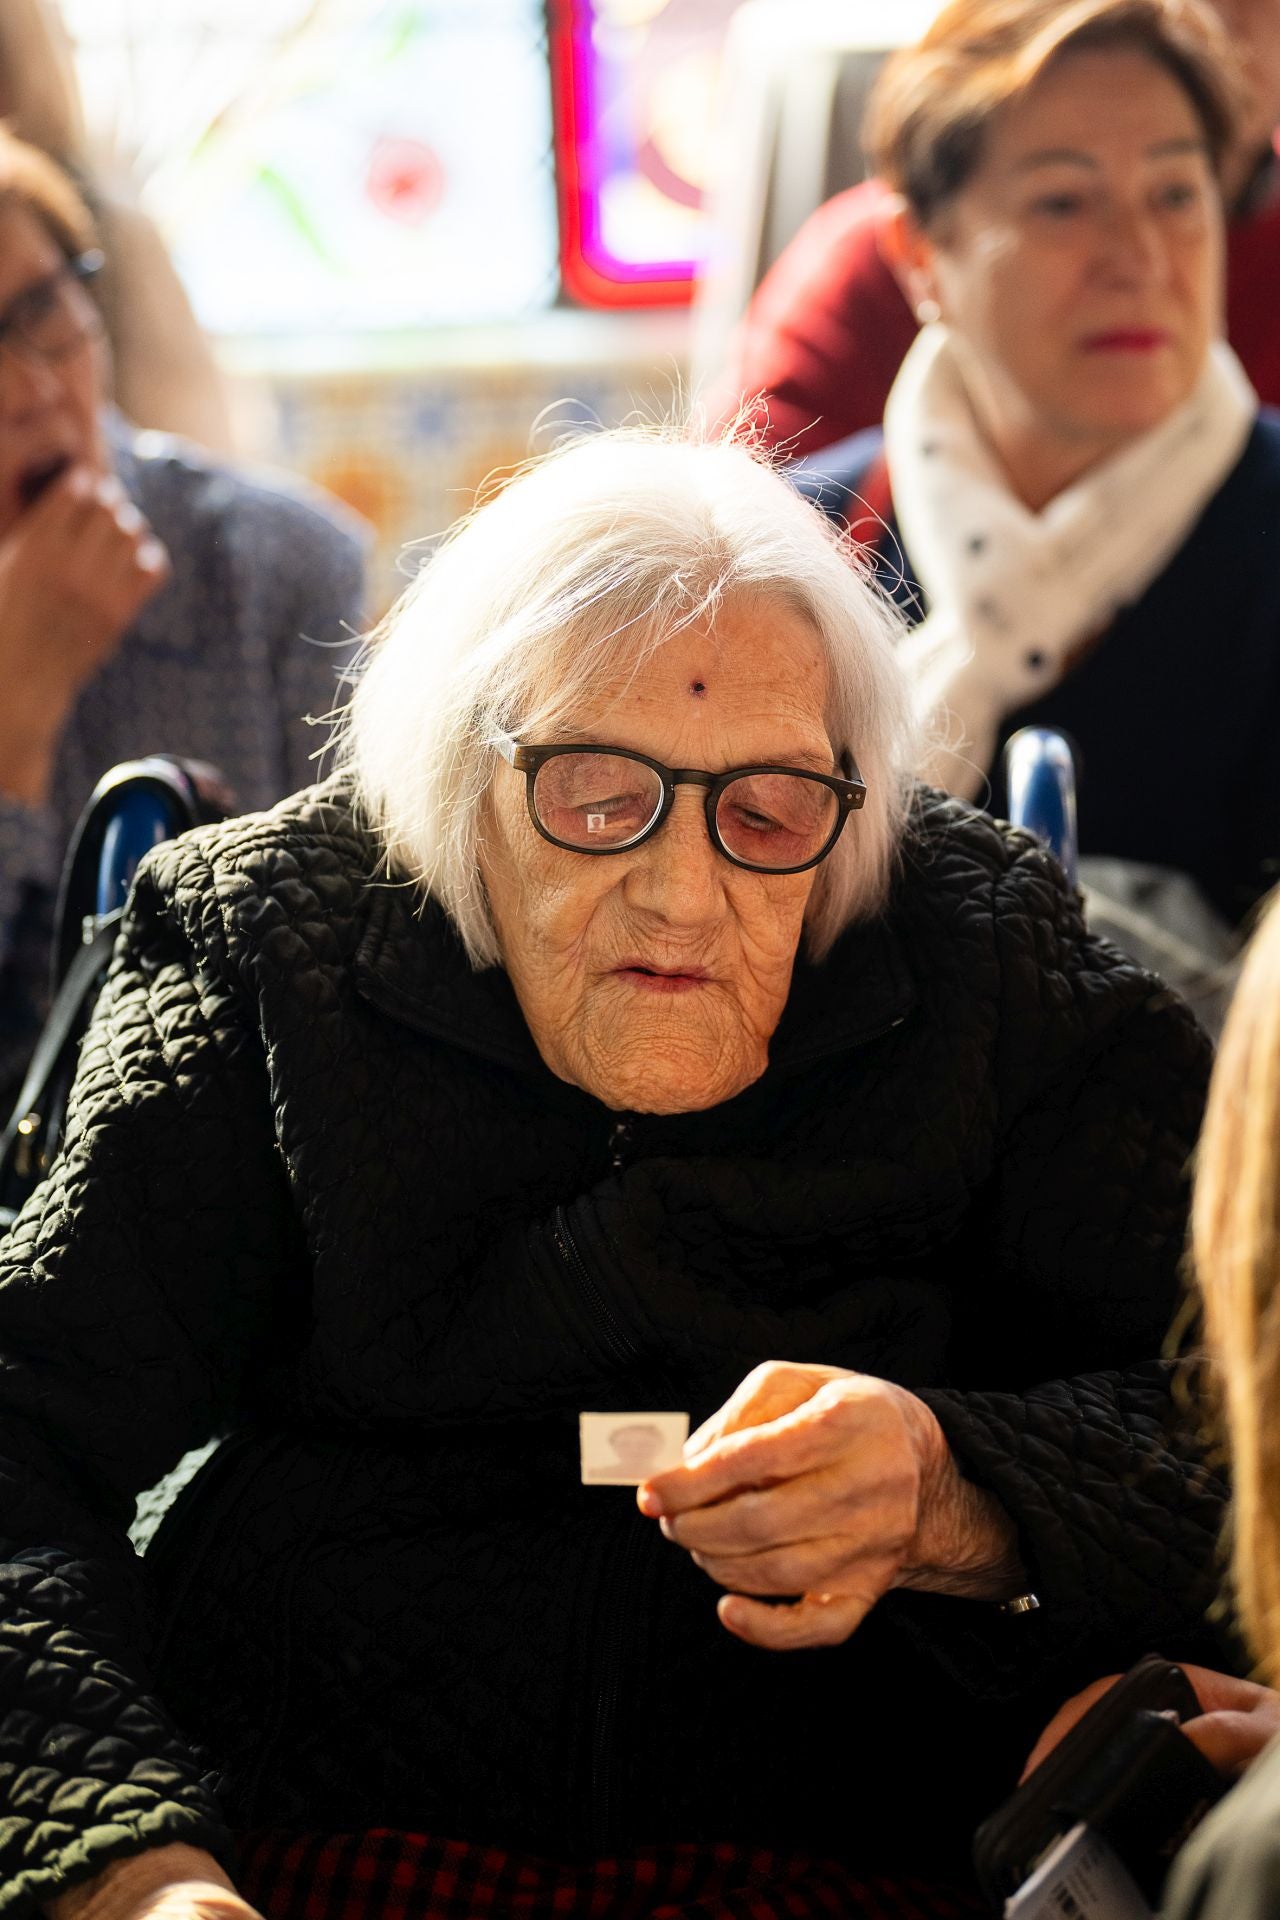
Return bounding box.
[63,0,559,333]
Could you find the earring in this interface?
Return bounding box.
[915,297,942,326]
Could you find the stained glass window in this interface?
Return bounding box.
[548,0,743,307]
[62,0,751,329]
[63,0,559,333]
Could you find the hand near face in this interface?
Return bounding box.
[1022,1664,1280,1784]
[0,463,169,805]
[638,1359,1023,1650]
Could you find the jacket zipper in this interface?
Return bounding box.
[552,1206,639,1367]
[144,1428,253,1576]
[608,1116,633,1169]
[588,1518,644,1852]
[568,1113,664,1846]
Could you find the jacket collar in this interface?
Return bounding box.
[354,877,918,1083]
[355,883,546,1075]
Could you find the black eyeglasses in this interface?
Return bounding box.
[0,251,104,368]
[494,735,866,875]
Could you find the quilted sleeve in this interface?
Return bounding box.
[908,843,1224,1692]
[0,858,303,1914]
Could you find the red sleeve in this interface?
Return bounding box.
[1226,195,1280,411]
[708,178,918,455]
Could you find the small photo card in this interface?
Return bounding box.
[579,1411,690,1486]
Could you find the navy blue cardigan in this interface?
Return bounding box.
[795,415,1280,926]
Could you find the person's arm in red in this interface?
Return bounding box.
[708,178,918,455]
[1225,189,1280,409]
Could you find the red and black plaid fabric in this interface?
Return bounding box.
[236,1829,991,1920]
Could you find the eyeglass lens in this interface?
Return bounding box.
[1,270,94,363]
[531,752,839,869]
[716,769,838,867]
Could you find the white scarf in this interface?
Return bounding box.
[882,325,1257,799]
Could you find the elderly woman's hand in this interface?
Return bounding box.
[638,1361,1025,1650]
[44,1846,261,1920]
[1022,1665,1280,1784]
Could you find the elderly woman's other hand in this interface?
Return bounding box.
[638,1360,1026,1649]
[1021,1665,1280,1786]
[44,1846,262,1920]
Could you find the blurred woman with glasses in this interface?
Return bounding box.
[0,126,366,1116]
[0,0,236,451]
[0,421,1233,1920]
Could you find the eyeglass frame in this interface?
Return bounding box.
[493,733,867,876]
[0,249,104,368]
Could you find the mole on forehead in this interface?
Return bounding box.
[688,678,708,697]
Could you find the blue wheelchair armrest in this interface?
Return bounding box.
[1004,727,1079,886]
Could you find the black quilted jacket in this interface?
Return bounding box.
[0,779,1225,1914]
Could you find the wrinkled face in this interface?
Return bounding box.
[0,200,106,539]
[480,596,835,1114]
[927,47,1222,456]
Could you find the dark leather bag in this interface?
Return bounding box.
[973,1654,1227,1909]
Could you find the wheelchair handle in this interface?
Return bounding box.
[1004,727,1079,886]
[0,759,232,1233]
[52,755,234,991]
[95,785,191,919]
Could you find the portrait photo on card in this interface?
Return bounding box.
[579,1412,689,1484]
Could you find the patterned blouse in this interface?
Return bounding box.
[0,414,367,1107]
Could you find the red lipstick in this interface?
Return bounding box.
[1081,329,1171,353]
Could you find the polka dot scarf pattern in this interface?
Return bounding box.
[882,325,1256,799]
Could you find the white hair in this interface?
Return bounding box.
[338,424,919,966]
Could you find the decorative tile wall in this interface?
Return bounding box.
[227,317,692,615]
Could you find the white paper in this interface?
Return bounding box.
[1005,1822,1154,1920]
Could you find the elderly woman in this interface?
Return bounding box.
[0,426,1225,1920]
[796,0,1279,932]
[0,125,365,1111]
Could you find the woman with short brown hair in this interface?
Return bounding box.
[864,0,1239,225]
[796,0,1279,935]
[713,0,1280,455]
